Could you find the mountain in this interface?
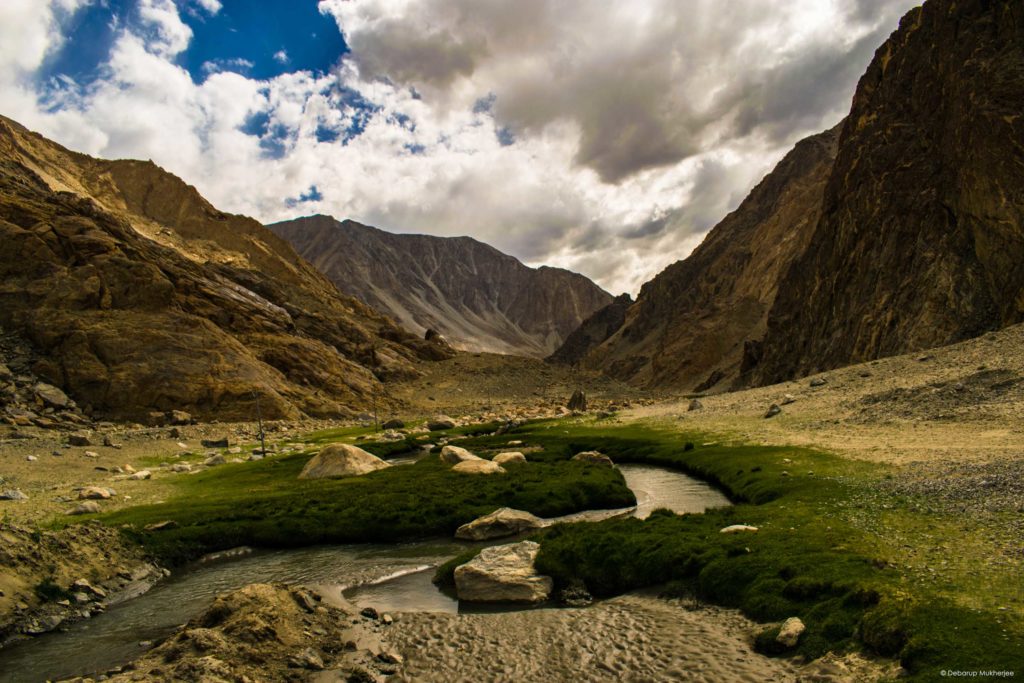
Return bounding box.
[0,116,452,423]
[576,0,1024,391]
[574,125,840,390]
[752,0,1024,384]
[269,215,614,357]
[547,293,633,367]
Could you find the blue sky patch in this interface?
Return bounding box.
[285,184,323,207]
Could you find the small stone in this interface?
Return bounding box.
[382,419,405,430]
[780,394,796,406]
[377,651,403,665]
[0,489,28,501]
[203,454,226,467]
[776,617,805,648]
[381,613,394,625]
[79,486,112,500]
[144,520,179,532]
[764,404,782,419]
[809,377,827,388]
[128,470,152,480]
[427,415,456,431]
[201,438,230,449]
[26,455,37,462]
[360,606,379,620]
[687,398,703,412]
[68,433,93,447]
[68,501,102,515]
[83,451,99,458]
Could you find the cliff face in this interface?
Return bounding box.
[580,0,1024,391]
[269,216,613,357]
[752,0,1024,384]
[580,125,840,391]
[0,116,451,422]
[547,293,633,367]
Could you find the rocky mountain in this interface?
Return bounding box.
[752,0,1024,385]
[0,116,452,424]
[547,294,633,367]
[269,215,613,357]
[575,126,840,390]
[576,0,1023,391]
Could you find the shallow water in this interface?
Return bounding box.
[0,464,729,682]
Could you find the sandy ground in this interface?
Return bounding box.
[386,592,896,683]
[629,323,1024,467]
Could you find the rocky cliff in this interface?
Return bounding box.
[0,116,452,423]
[269,216,613,357]
[579,126,840,390]
[580,0,1024,391]
[547,293,633,367]
[752,0,1024,384]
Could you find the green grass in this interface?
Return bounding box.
[449,420,1023,679]
[99,443,634,565]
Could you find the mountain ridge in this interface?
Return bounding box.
[270,215,613,357]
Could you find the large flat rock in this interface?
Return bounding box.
[455,507,545,541]
[454,541,553,603]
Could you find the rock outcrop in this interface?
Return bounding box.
[269,215,613,357]
[574,0,1024,390]
[298,444,391,479]
[454,541,553,603]
[439,445,480,465]
[752,0,1024,384]
[455,507,546,541]
[547,293,633,366]
[578,126,840,391]
[0,116,452,422]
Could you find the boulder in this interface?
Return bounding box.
[493,452,527,465]
[780,394,797,406]
[144,520,179,532]
[79,486,112,500]
[68,501,102,515]
[454,541,553,603]
[68,432,93,447]
[203,454,226,466]
[764,404,782,419]
[129,470,152,480]
[776,617,805,648]
[167,410,193,425]
[572,450,613,466]
[456,508,546,541]
[567,389,588,412]
[688,398,703,411]
[427,415,456,431]
[0,489,28,501]
[809,377,828,388]
[34,382,71,409]
[382,418,405,430]
[298,443,391,479]
[720,524,759,534]
[201,438,230,449]
[439,445,481,465]
[452,459,506,475]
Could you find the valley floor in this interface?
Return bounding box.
[1,326,1022,681]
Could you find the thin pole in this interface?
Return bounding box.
[254,392,266,455]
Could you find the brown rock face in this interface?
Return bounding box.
[269,216,613,357]
[547,293,633,366]
[0,116,452,422]
[580,126,840,391]
[753,0,1024,384]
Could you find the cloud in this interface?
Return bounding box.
[201,57,255,76]
[273,49,289,64]
[8,0,920,296]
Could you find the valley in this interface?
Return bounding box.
[1,0,1022,681]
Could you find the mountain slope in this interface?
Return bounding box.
[269,215,613,357]
[547,293,634,367]
[0,116,451,423]
[577,125,840,390]
[579,0,1024,391]
[752,0,1024,384]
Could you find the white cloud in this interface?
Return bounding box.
[201,57,255,75]
[7,0,921,295]
[195,0,222,14]
[273,49,289,64]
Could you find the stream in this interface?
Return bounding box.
[0,464,730,682]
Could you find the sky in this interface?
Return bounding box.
[0,0,920,295]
